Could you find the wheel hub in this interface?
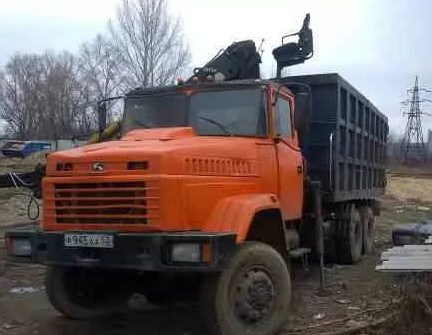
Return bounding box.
[232,268,276,324]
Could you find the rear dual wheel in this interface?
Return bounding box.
[337,204,363,264]
[359,206,375,254]
[336,204,375,264]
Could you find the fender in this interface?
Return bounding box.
[202,193,281,242]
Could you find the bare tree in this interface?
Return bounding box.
[39,51,90,140]
[0,0,192,140]
[0,52,92,140]
[0,54,42,139]
[109,0,191,89]
[78,34,125,124]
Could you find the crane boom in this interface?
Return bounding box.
[188,39,261,82]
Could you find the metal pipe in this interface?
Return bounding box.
[310,180,326,291]
[96,96,124,143]
[97,102,107,143]
[329,133,334,190]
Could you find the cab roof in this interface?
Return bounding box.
[126,79,291,97]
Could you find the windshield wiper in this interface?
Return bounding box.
[199,116,232,136]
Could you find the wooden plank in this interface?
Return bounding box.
[381,253,432,261]
[377,261,432,270]
[401,245,432,250]
[380,245,431,252]
[377,239,432,272]
[382,249,432,255]
[382,257,432,263]
[380,249,432,257]
[381,250,432,258]
[377,263,432,271]
[380,261,432,266]
[376,266,432,273]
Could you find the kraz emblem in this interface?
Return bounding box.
[91,162,104,172]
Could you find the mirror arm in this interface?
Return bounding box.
[272,86,284,106]
[96,96,124,143]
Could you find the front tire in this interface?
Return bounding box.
[200,242,291,335]
[46,266,129,319]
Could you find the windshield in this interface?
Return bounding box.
[122,88,267,136]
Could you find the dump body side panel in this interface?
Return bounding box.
[280,73,388,203]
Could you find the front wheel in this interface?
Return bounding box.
[46,266,130,319]
[200,242,291,335]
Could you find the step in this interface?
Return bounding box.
[289,247,311,258]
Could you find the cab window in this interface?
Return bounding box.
[275,96,292,137]
[191,88,267,137]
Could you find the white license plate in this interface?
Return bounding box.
[64,233,114,248]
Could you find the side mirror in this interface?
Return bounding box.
[98,102,107,130]
[97,102,107,142]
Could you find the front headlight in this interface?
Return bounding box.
[171,243,201,262]
[7,238,32,257]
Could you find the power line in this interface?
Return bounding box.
[400,75,432,163]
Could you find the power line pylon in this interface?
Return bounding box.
[401,76,431,163]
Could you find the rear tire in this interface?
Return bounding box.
[46,266,129,319]
[200,242,291,335]
[337,204,363,264]
[359,206,375,254]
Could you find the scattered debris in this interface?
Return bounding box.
[9,286,39,294]
[285,305,395,334]
[394,204,431,212]
[346,319,363,328]
[334,299,350,305]
[313,313,325,320]
[0,323,17,332]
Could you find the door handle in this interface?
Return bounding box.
[297,165,303,174]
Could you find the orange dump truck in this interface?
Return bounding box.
[5,16,388,335]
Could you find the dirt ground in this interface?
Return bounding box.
[1,169,432,334]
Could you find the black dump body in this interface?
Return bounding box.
[280,73,388,203]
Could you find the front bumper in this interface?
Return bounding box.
[5,226,236,272]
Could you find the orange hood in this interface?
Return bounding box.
[47,127,260,176]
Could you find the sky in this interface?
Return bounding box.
[1,0,432,137]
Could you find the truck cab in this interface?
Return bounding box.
[44,80,304,244]
[7,80,306,335]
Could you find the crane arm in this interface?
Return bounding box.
[188,40,261,82]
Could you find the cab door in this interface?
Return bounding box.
[273,91,304,221]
